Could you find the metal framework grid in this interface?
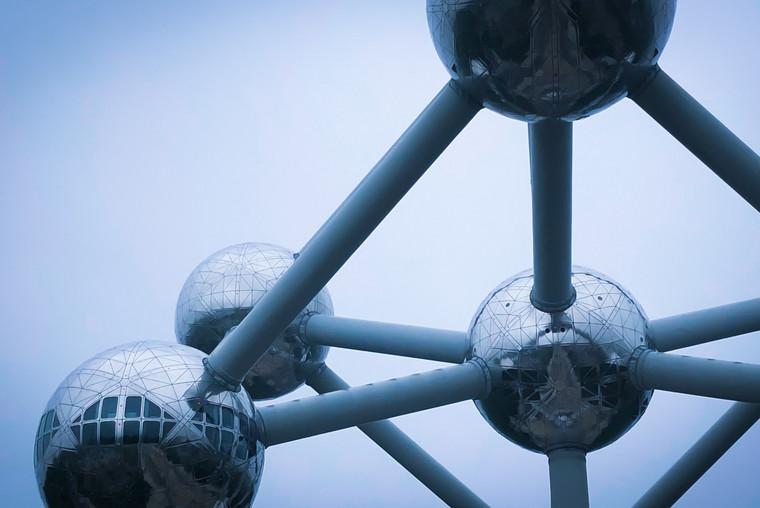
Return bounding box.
[34,2,760,508]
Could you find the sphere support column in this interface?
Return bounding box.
[201,81,480,391]
[307,365,489,508]
[631,67,760,213]
[634,402,760,508]
[529,119,575,312]
[258,360,490,446]
[547,447,589,508]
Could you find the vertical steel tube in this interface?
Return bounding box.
[258,361,489,446]
[204,82,480,386]
[631,67,760,213]
[307,365,489,508]
[529,119,575,312]
[631,349,760,403]
[649,298,760,352]
[634,402,760,508]
[303,315,469,363]
[547,447,589,508]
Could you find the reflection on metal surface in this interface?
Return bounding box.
[469,268,652,453]
[35,341,265,507]
[175,243,334,400]
[427,0,676,121]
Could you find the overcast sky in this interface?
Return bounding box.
[2,1,759,506]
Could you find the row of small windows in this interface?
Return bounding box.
[34,410,61,466]
[38,396,258,463]
[70,396,175,447]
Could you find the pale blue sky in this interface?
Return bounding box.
[2,1,759,506]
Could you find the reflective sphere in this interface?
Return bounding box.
[469,268,652,453]
[175,242,334,400]
[427,0,676,121]
[34,341,265,508]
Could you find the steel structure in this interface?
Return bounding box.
[34,1,760,507]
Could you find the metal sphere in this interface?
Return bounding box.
[427,0,676,121]
[175,242,334,400]
[468,268,652,453]
[34,341,265,508]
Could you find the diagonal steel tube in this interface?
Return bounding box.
[202,81,480,387]
[630,67,760,212]
[303,314,469,363]
[307,365,489,508]
[633,402,760,508]
[631,349,760,402]
[547,447,589,508]
[529,119,575,312]
[257,361,490,447]
[649,298,760,352]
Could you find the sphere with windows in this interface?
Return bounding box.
[34,341,264,507]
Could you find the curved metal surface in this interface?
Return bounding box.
[34,341,265,508]
[175,242,333,400]
[468,267,652,453]
[427,0,676,121]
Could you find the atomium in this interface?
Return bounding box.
[34,342,264,508]
[469,268,652,453]
[175,242,333,400]
[427,0,676,121]
[35,1,760,507]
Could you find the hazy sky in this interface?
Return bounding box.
[2,1,759,506]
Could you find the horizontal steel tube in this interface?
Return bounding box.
[304,315,469,363]
[631,67,760,212]
[307,365,489,508]
[259,361,489,446]
[649,298,760,352]
[205,81,480,386]
[634,402,760,508]
[632,350,760,402]
[529,119,575,312]
[547,448,589,508]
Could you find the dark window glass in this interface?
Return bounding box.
[125,396,142,418]
[70,425,80,442]
[248,420,258,443]
[52,413,60,428]
[37,415,45,438]
[205,426,220,449]
[101,397,118,419]
[123,421,140,444]
[144,399,161,419]
[72,414,81,423]
[163,421,176,437]
[83,402,99,421]
[192,411,203,421]
[221,407,234,429]
[163,410,175,421]
[239,414,249,437]
[42,434,50,454]
[235,438,247,460]
[204,404,220,426]
[142,421,160,443]
[82,423,97,446]
[43,410,54,431]
[193,423,204,433]
[221,430,234,454]
[100,421,116,445]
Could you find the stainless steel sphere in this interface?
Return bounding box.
[469,268,652,453]
[175,242,334,400]
[427,0,676,121]
[34,341,265,508]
